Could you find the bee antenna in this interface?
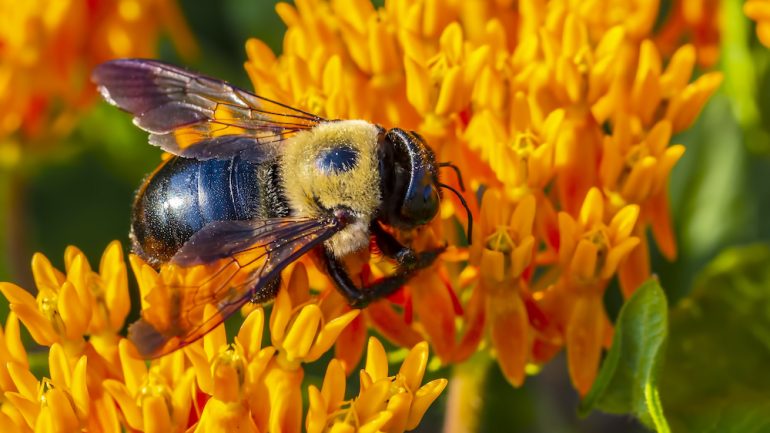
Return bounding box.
[438,182,473,244]
[438,162,465,192]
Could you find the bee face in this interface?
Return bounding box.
[377,128,440,231]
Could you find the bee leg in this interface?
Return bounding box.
[324,226,445,308]
[371,223,445,273]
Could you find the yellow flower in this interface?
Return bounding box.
[306,338,447,433]
[103,339,194,433]
[0,242,129,363]
[746,0,770,47]
[269,263,360,370]
[4,343,90,433]
[189,309,275,433]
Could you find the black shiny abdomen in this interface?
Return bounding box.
[131,155,284,266]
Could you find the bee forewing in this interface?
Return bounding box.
[127,216,344,358]
[92,59,324,161]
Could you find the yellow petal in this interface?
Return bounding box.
[358,410,393,433]
[306,386,327,433]
[57,282,89,339]
[8,362,38,399]
[47,344,70,389]
[0,283,37,307]
[571,240,598,282]
[306,309,359,362]
[398,341,429,392]
[578,188,604,228]
[31,253,64,294]
[382,392,412,432]
[364,337,388,382]
[407,378,447,430]
[5,392,39,428]
[511,194,536,237]
[660,44,695,94]
[5,313,29,367]
[602,237,641,279]
[143,394,172,433]
[321,358,347,412]
[404,56,431,114]
[282,304,322,362]
[43,388,81,433]
[608,205,640,244]
[104,380,143,430]
[101,241,130,332]
[203,308,227,361]
[435,65,464,115]
[355,379,390,422]
[511,235,535,278]
[238,307,265,359]
[480,249,505,284]
[269,284,292,344]
[119,338,147,394]
[70,356,89,418]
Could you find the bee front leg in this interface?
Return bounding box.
[323,225,445,308]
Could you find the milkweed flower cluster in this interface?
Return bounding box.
[0,244,445,432]
[0,0,195,162]
[0,0,727,431]
[244,0,722,395]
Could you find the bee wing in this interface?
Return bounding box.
[127,216,343,358]
[92,59,325,161]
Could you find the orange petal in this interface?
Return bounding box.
[566,294,605,396]
[487,285,528,386]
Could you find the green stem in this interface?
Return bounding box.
[442,352,492,433]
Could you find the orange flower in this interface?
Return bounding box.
[551,187,640,394]
[469,191,536,386]
[0,0,196,154]
[656,0,721,67]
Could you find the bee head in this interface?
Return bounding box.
[377,128,440,230]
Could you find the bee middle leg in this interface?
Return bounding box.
[323,223,445,308]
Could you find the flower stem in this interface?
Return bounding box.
[442,352,492,433]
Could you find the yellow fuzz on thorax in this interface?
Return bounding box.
[279,119,382,257]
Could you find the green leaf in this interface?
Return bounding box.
[661,244,770,433]
[580,280,670,432]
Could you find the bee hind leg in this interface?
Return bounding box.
[323,224,445,308]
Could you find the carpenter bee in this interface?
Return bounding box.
[92,59,471,358]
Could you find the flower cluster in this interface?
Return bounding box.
[0,0,196,163]
[0,244,445,432]
[0,0,727,430]
[243,0,722,395]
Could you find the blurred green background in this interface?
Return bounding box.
[2,0,770,432]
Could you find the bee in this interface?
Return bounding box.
[92,59,471,358]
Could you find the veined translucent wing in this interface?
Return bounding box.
[128,216,344,358]
[92,59,325,161]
